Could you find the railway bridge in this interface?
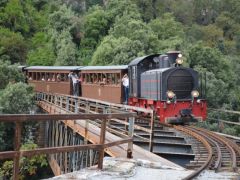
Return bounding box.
[0,92,239,179]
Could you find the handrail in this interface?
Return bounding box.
[209,108,240,115]
[208,118,240,126]
[38,92,154,114]
[36,92,156,151]
[0,113,135,180]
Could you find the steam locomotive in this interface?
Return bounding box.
[128,51,207,124]
[22,51,207,124]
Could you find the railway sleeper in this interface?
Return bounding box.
[185,164,202,169]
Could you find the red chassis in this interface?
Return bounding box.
[128,97,207,124]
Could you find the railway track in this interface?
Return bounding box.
[53,95,239,179]
[174,125,240,179]
[107,116,240,179]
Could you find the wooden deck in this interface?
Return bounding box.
[39,101,183,169]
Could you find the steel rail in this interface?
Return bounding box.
[184,126,222,172]
[173,125,213,180]
[191,126,238,172]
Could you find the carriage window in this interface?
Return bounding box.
[36,72,40,81]
[116,74,120,84]
[46,73,50,81]
[28,72,33,80]
[82,73,86,83]
[33,72,36,80]
[63,73,68,81]
[111,74,116,84]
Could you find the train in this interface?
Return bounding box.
[21,51,207,124]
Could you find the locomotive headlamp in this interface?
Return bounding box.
[167,91,175,99]
[191,90,199,98]
[176,58,183,65]
[176,54,183,65]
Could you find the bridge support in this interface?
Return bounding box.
[46,120,99,175]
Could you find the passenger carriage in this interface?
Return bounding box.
[25,66,82,95]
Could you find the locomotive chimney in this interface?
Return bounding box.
[167,51,181,65]
[159,55,170,68]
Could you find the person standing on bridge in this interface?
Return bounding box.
[122,74,129,104]
[68,72,79,96]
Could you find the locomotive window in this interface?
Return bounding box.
[132,66,136,79]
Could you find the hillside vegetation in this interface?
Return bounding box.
[0,1,239,178]
[1,0,240,110]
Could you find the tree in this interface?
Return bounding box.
[54,30,79,65]
[109,13,159,54]
[105,0,139,25]
[0,142,48,179]
[0,82,35,150]
[27,46,56,66]
[201,25,224,48]
[149,13,184,51]
[82,5,109,49]
[0,61,25,90]
[0,0,29,34]
[27,32,56,65]
[48,4,81,35]
[0,28,27,64]
[91,36,144,65]
[133,0,155,22]
[194,66,230,107]
[47,4,82,65]
[0,83,35,114]
[188,43,230,80]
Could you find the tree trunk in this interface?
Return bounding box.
[103,0,108,7]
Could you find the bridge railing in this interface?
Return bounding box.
[0,113,136,180]
[208,108,240,126]
[36,92,156,152]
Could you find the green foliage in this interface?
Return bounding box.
[0,0,29,33]
[106,0,139,24]
[109,14,159,54]
[27,46,56,66]
[27,32,56,66]
[188,43,231,80]
[0,61,25,90]
[149,13,184,51]
[0,82,35,114]
[0,142,48,180]
[54,30,79,65]
[48,4,81,34]
[91,36,144,65]
[0,82,35,151]
[0,27,27,64]
[133,0,155,22]
[47,4,81,65]
[83,5,109,48]
[222,127,237,136]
